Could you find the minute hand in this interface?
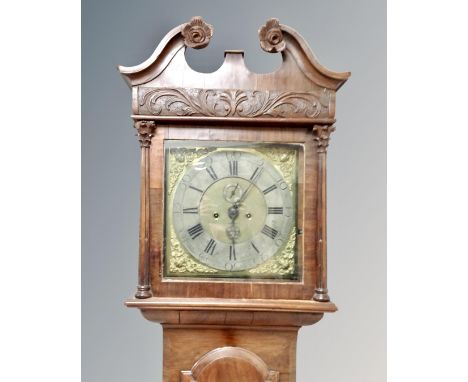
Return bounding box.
[237,167,264,205]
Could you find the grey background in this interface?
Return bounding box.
[82,0,386,381]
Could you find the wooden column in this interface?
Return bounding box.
[312,125,335,302]
[134,120,156,299]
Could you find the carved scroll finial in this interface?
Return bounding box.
[312,125,336,153]
[134,120,156,148]
[182,16,213,49]
[259,18,286,53]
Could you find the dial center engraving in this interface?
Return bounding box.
[223,183,243,203]
[199,177,267,244]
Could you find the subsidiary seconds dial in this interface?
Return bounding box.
[172,149,294,272]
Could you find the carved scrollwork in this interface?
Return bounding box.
[134,120,156,148]
[259,18,285,53]
[181,16,213,49]
[312,125,336,153]
[139,88,330,119]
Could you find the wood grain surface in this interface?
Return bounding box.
[165,327,296,382]
[147,126,316,300]
[180,346,279,382]
[118,16,350,382]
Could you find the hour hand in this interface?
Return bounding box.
[226,203,240,240]
[229,240,236,261]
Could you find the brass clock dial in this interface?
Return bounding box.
[164,140,300,279]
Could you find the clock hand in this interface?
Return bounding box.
[239,183,253,204]
[226,205,239,260]
[227,165,265,245]
[227,204,240,221]
[230,183,239,200]
[230,237,236,261]
[236,167,263,207]
[227,168,264,248]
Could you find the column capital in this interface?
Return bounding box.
[312,124,336,153]
[134,120,156,148]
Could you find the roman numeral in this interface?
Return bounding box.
[189,185,204,193]
[251,242,260,254]
[250,167,263,183]
[229,245,236,260]
[262,184,277,195]
[229,160,238,176]
[206,166,218,180]
[183,207,198,214]
[204,239,216,255]
[261,225,278,239]
[268,207,283,214]
[187,223,204,240]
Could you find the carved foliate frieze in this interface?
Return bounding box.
[138,88,331,119]
[312,125,336,153]
[134,120,156,148]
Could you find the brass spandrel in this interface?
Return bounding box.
[249,228,297,276]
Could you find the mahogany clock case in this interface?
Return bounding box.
[82,1,386,381]
[119,14,350,303]
[116,14,351,382]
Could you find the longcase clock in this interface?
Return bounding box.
[118,17,350,382]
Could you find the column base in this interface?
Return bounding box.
[134,284,152,299]
[313,288,330,302]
